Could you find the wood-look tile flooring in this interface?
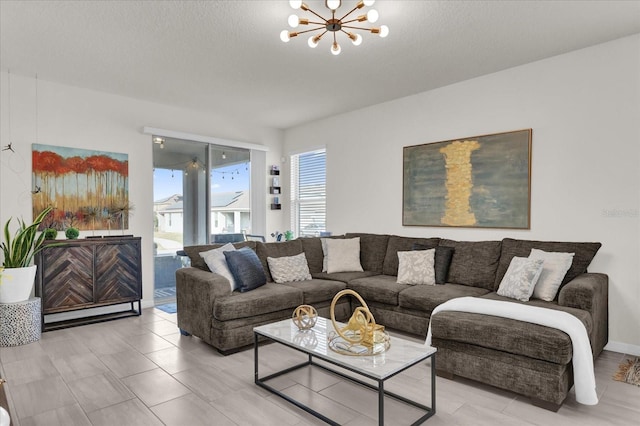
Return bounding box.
[1,308,638,426]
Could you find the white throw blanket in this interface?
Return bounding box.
[425,296,598,405]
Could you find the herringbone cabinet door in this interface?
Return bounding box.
[95,242,142,303]
[42,245,94,312]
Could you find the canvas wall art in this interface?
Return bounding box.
[403,129,531,229]
[32,144,129,231]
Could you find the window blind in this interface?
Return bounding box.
[290,149,326,237]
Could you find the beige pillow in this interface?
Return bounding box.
[267,253,312,283]
[323,237,364,274]
[529,249,575,301]
[199,243,237,291]
[397,250,436,285]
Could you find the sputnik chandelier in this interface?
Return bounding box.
[280,0,389,55]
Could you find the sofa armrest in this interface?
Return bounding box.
[558,273,608,356]
[175,267,232,339]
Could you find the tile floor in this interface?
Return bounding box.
[1,308,639,426]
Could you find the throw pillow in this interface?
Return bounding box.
[497,257,544,302]
[323,237,364,274]
[529,248,575,301]
[413,244,455,284]
[223,247,267,292]
[199,243,237,291]
[267,253,312,283]
[397,249,436,285]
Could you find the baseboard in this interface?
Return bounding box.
[604,340,640,356]
[142,299,156,309]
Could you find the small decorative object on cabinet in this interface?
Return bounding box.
[35,236,142,331]
[269,165,282,209]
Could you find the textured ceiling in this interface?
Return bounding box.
[1,1,639,130]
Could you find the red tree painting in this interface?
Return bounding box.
[32,144,130,232]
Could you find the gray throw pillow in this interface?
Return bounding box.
[413,244,455,284]
[224,247,267,292]
[497,257,544,302]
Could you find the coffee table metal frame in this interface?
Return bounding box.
[254,319,436,425]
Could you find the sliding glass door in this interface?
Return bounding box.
[152,137,250,304]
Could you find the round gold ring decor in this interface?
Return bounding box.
[292,305,318,330]
[329,289,390,356]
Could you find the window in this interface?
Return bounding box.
[290,149,326,237]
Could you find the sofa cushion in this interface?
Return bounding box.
[348,275,412,305]
[482,292,593,334]
[494,238,602,291]
[382,236,440,276]
[213,283,303,321]
[439,239,502,289]
[323,238,364,273]
[267,253,312,283]
[199,243,237,291]
[396,250,436,285]
[496,257,544,302]
[312,270,379,283]
[432,293,594,364]
[184,241,257,272]
[345,233,390,273]
[399,283,491,313]
[529,249,575,301]
[280,279,347,304]
[256,240,304,282]
[224,247,267,292]
[300,236,344,273]
[413,244,455,284]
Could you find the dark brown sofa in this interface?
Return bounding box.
[175,233,606,411]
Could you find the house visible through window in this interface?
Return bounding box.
[290,149,326,237]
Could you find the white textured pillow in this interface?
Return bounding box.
[321,238,330,272]
[324,238,364,274]
[529,248,575,301]
[497,257,544,302]
[397,249,436,285]
[200,243,237,291]
[267,253,312,283]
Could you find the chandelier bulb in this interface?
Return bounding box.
[280,30,291,42]
[379,25,389,38]
[366,9,379,23]
[288,14,299,28]
[331,42,341,55]
[363,0,375,6]
[349,33,362,46]
[308,35,320,48]
[326,0,341,11]
[289,0,303,9]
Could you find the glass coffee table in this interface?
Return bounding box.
[254,317,436,425]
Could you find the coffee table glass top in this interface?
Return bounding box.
[254,317,436,380]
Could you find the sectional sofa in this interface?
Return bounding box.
[176,233,606,410]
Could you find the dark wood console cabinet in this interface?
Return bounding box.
[35,236,142,331]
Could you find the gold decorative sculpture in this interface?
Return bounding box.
[292,304,318,330]
[329,289,390,355]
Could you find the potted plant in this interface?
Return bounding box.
[0,207,52,303]
[43,227,58,240]
[65,227,80,239]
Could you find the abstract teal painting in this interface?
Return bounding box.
[403,129,531,229]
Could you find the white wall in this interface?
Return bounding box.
[0,72,286,308]
[284,35,640,353]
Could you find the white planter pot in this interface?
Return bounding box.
[0,265,37,304]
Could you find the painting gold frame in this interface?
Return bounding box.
[403,129,532,229]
